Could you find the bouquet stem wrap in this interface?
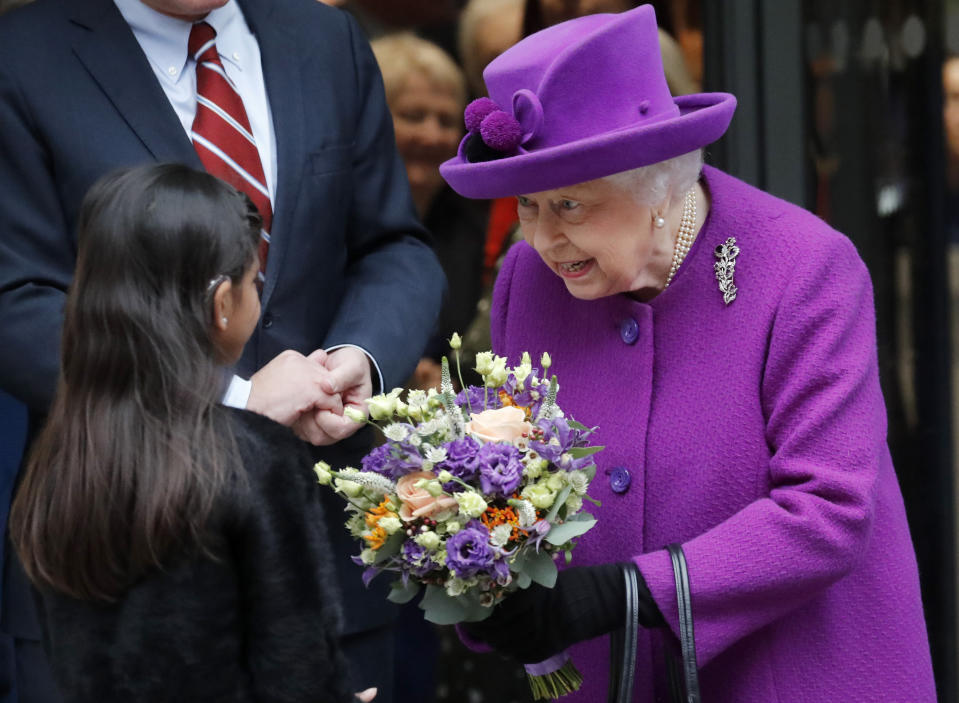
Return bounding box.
[525,652,583,700]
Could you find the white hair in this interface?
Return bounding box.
[602,149,704,207]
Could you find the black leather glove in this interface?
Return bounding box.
[462,563,664,664]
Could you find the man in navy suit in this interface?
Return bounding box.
[0,0,445,700]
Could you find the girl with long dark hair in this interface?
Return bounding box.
[9,164,359,702]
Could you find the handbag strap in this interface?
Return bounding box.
[666,543,701,703]
[607,563,641,703]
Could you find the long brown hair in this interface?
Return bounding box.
[10,164,261,601]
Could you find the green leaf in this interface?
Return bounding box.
[521,547,558,588]
[567,420,589,432]
[420,586,493,624]
[546,517,597,546]
[372,533,404,564]
[420,585,469,625]
[387,580,421,604]
[544,485,572,523]
[567,445,604,459]
[516,571,532,589]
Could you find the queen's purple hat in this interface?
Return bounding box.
[440,4,736,199]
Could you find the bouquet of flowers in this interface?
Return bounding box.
[314,337,603,700]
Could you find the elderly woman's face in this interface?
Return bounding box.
[517,178,660,300]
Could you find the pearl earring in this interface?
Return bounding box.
[221,317,228,326]
[653,215,666,229]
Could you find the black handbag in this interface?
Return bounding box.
[608,544,700,703]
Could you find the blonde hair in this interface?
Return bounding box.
[371,33,467,109]
[458,0,524,97]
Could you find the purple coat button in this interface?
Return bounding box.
[608,466,631,493]
[619,318,639,345]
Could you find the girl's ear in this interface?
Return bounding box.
[211,277,235,333]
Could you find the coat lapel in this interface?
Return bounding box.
[236,0,306,305]
[69,0,201,168]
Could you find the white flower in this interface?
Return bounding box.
[335,469,396,496]
[523,459,545,480]
[417,419,440,436]
[383,423,409,442]
[485,355,508,387]
[474,351,494,375]
[454,491,487,518]
[515,500,537,528]
[436,470,454,484]
[446,576,469,597]
[360,548,377,565]
[394,398,409,417]
[334,478,363,498]
[366,388,402,421]
[449,332,462,350]
[546,472,567,491]
[565,495,583,514]
[540,352,552,370]
[426,446,448,464]
[344,406,368,423]
[444,520,461,535]
[522,482,557,510]
[346,513,367,536]
[408,435,422,447]
[378,516,402,535]
[513,360,533,388]
[414,531,441,551]
[312,461,333,485]
[490,523,513,548]
[568,470,589,495]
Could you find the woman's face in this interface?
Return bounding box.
[389,73,463,213]
[517,178,668,300]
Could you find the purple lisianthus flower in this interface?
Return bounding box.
[401,541,437,578]
[438,436,481,490]
[445,520,495,579]
[491,557,512,586]
[456,385,502,414]
[477,443,524,498]
[361,443,421,480]
[529,416,579,464]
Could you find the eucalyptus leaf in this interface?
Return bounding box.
[387,580,421,604]
[420,585,469,625]
[373,532,404,564]
[544,485,573,523]
[523,547,558,588]
[516,571,532,589]
[568,445,603,459]
[546,517,597,545]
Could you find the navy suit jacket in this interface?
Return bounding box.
[0,0,444,643]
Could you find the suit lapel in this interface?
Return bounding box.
[69,0,201,168]
[237,0,306,305]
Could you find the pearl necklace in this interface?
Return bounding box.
[664,188,698,288]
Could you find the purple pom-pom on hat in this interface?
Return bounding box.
[480,111,522,152]
[464,97,499,132]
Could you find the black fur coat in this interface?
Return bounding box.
[38,409,354,702]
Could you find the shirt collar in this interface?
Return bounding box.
[113,0,245,85]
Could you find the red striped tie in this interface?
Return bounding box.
[189,22,272,281]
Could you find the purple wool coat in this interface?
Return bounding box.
[490,166,935,701]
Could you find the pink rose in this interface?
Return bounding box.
[396,471,458,522]
[465,406,532,444]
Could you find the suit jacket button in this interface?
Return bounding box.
[608,466,631,493]
[619,318,639,345]
[262,313,273,329]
